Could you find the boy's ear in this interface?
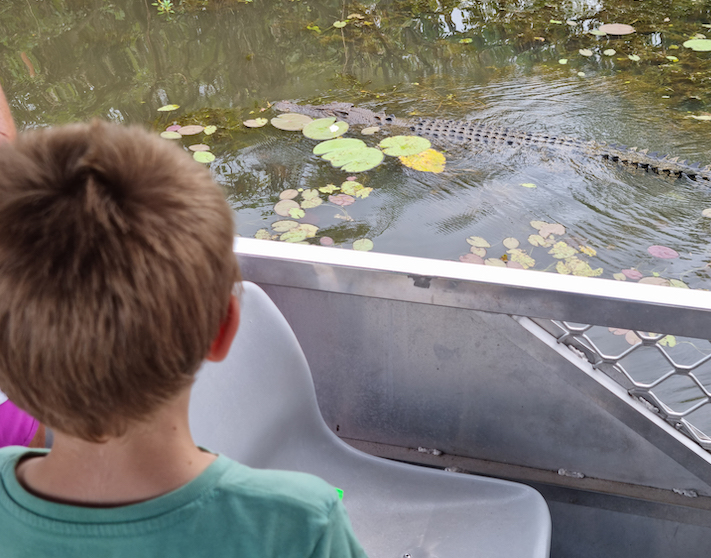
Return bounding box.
[206,294,240,362]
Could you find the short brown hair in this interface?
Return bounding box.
[0,121,239,441]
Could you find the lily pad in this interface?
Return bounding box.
[271,113,313,131]
[303,117,349,140]
[702,208,711,218]
[603,49,616,56]
[157,104,180,112]
[193,151,215,163]
[159,131,182,140]
[280,229,308,242]
[399,149,446,173]
[460,253,484,264]
[319,184,339,194]
[521,182,537,188]
[579,49,593,56]
[528,234,550,247]
[683,39,711,52]
[379,135,431,157]
[353,239,374,251]
[598,23,636,35]
[503,237,520,250]
[329,194,355,206]
[271,220,299,232]
[361,126,380,135]
[469,246,486,257]
[166,124,182,132]
[639,277,670,286]
[466,236,490,248]
[508,249,535,269]
[628,54,641,62]
[341,181,372,198]
[204,125,217,135]
[279,189,299,200]
[254,229,274,240]
[274,199,300,216]
[320,237,335,246]
[590,29,607,36]
[539,223,565,238]
[313,138,366,155]
[188,144,210,152]
[558,59,568,65]
[485,258,506,267]
[577,72,586,77]
[289,207,305,219]
[622,269,644,280]
[459,38,473,44]
[648,245,679,259]
[322,146,384,172]
[549,241,578,259]
[333,20,347,28]
[178,125,204,136]
[300,189,323,209]
[244,118,268,128]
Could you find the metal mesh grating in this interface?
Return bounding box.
[533,318,711,451]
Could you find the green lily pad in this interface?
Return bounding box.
[558,59,568,65]
[549,241,578,259]
[288,208,305,219]
[188,144,210,152]
[333,20,347,28]
[281,229,308,242]
[579,49,593,56]
[341,181,373,198]
[683,38,711,51]
[459,38,473,44]
[193,151,215,163]
[666,55,679,62]
[271,220,299,232]
[628,54,641,61]
[159,131,182,139]
[590,29,606,36]
[254,228,274,240]
[303,117,349,140]
[157,104,180,112]
[244,118,268,128]
[271,113,313,131]
[274,199,300,216]
[379,135,431,157]
[399,149,446,173]
[319,184,339,194]
[300,189,323,209]
[521,182,537,188]
[353,239,374,251]
[313,138,366,155]
[603,49,616,56]
[361,126,380,135]
[466,236,490,248]
[503,237,519,250]
[508,249,535,269]
[204,125,217,135]
[322,146,384,172]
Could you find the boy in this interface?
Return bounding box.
[0,120,367,557]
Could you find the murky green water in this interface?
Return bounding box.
[4,0,711,432]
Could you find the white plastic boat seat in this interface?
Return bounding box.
[190,282,551,558]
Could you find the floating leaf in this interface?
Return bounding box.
[166,124,182,132]
[460,253,484,264]
[503,237,520,250]
[322,146,384,172]
[159,131,182,139]
[459,38,473,44]
[613,273,626,281]
[353,239,374,251]
[298,224,319,237]
[603,49,616,56]
[204,125,217,135]
[549,241,578,259]
[579,49,593,56]
[319,184,339,194]
[598,23,636,35]
[379,135,431,157]
[556,261,571,275]
[625,331,641,345]
[539,223,565,238]
[254,228,273,240]
[609,327,629,335]
[313,137,366,155]
[188,144,210,152]
[659,335,677,347]
[271,220,299,232]
[178,125,204,136]
[320,237,335,246]
[329,194,355,206]
[274,199,300,216]
[485,258,506,267]
[688,115,711,121]
[469,246,486,257]
[628,54,641,62]
[281,229,308,243]
[577,72,586,77]
[466,236,490,248]
[244,118,268,128]
[621,268,643,280]
[508,249,535,269]
[648,245,679,259]
[521,182,537,188]
[530,220,549,229]
[507,261,524,269]
[399,149,446,173]
[193,151,215,163]
[280,189,299,200]
[289,207,305,219]
[669,279,689,289]
[157,104,180,112]
[550,19,563,24]
[300,189,323,209]
[558,59,568,65]
[590,29,607,36]
[528,234,550,247]
[561,257,603,277]
[303,117,349,140]
[271,113,313,131]
[579,245,597,257]
[341,181,370,198]
[333,20,347,28]
[639,276,671,286]
[665,55,679,62]
[361,126,380,135]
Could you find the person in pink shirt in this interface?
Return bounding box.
[0,81,45,449]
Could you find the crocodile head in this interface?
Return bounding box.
[273,101,401,127]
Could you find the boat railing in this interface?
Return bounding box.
[234,237,711,454]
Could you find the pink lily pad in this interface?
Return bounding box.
[459,253,484,264]
[166,124,182,132]
[621,269,643,280]
[647,245,679,259]
[328,194,355,207]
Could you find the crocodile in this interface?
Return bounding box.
[274,101,711,181]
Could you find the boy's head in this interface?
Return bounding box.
[0,121,239,441]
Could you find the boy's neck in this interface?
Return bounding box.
[14,388,216,507]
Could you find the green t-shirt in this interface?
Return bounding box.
[0,446,367,558]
